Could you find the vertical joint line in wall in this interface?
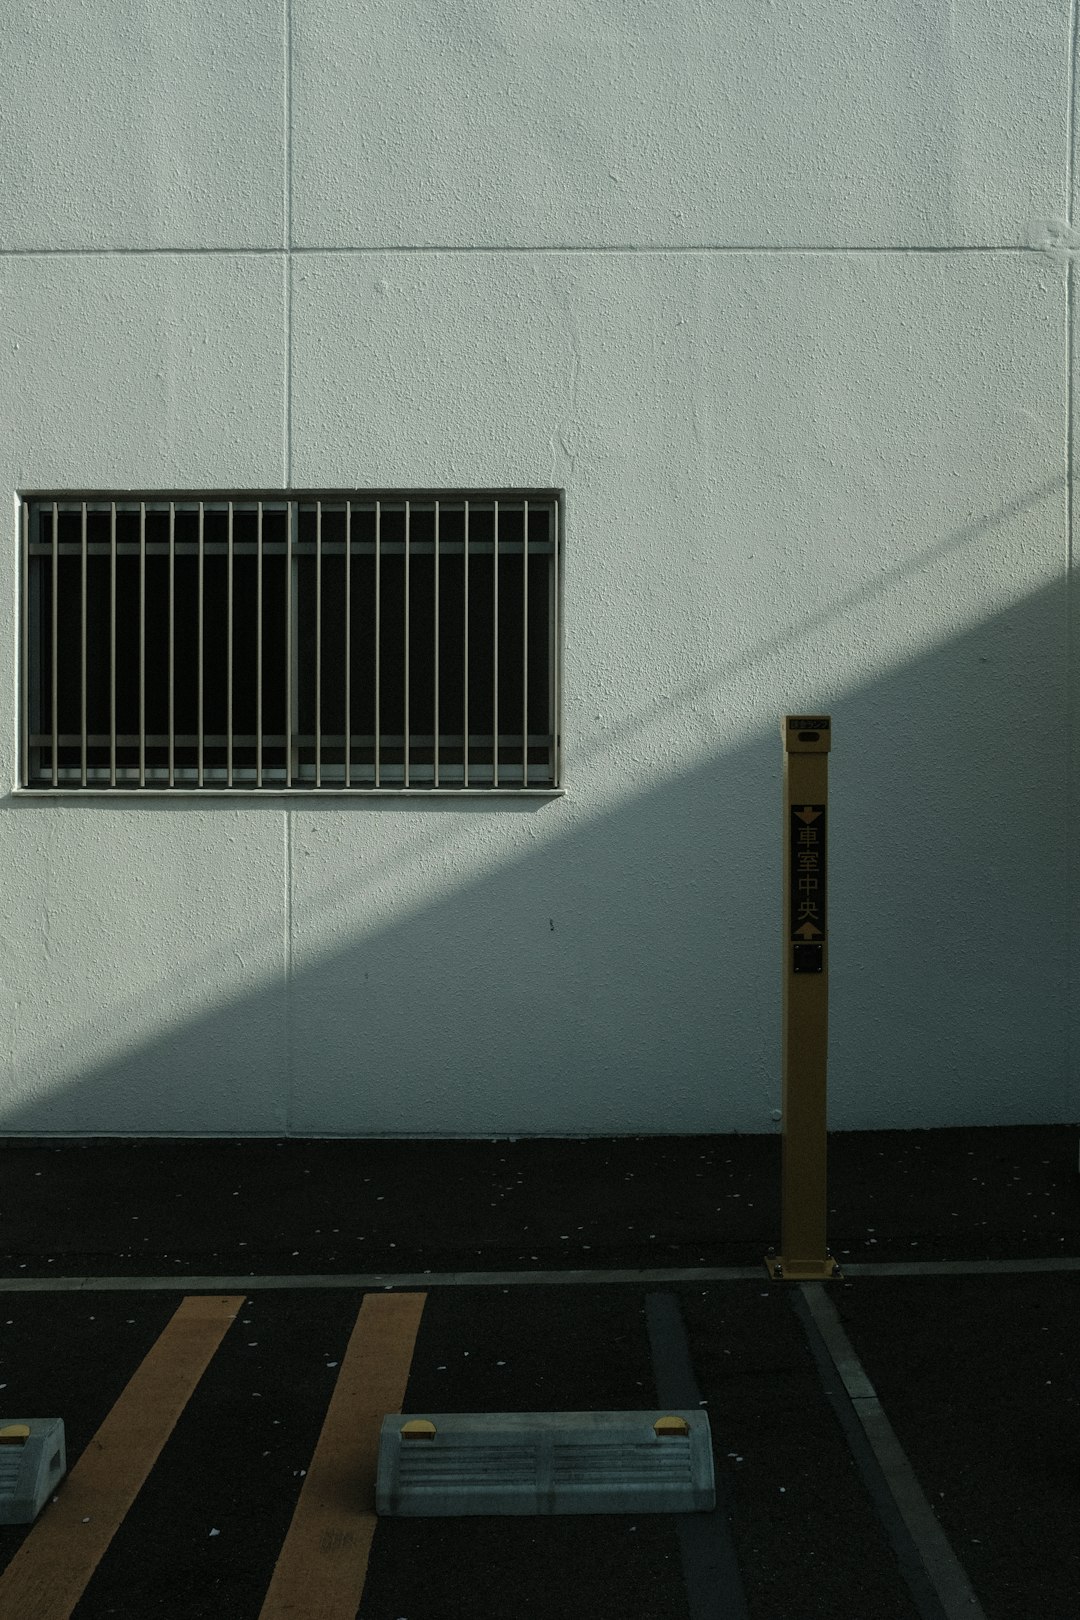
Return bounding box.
[285,257,292,489]
[283,0,293,487]
[1068,258,1075,1117]
[1069,0,1078,228]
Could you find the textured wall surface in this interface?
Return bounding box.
[0,1,1075,1134]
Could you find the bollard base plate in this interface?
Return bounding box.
[764,1254,841,1282]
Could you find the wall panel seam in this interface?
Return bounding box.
[0,244,1051,259]
[1067,0,1078,1119]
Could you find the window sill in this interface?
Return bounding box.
[13,786,567,800]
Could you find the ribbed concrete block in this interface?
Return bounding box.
[376,1410,715,1516]
[0,1420,66,1525]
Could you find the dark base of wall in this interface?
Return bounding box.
[0,1124,1072,1274]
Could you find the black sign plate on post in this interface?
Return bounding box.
[790,804,826,971]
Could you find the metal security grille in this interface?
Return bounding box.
[21,493,561,792]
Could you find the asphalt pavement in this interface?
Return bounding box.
[0,1124,1073,1619]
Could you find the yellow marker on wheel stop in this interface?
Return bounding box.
[401,1419,437,1439]
[653,1416,690,1438]
[766,715,839,1282]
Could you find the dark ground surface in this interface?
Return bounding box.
[0,1125,1074,1619]
[0,1124,1074,1277]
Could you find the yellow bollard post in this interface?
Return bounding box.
[766,715,839,1281]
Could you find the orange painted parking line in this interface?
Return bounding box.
[0,1294,243,1620]
[258,1291,427,1620]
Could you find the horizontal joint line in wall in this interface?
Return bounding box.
[0,244,1038,259]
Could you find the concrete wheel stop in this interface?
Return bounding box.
[0,1420,66,1524]
[376,1410,715,1516]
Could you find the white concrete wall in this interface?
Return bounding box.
[0,1,1075,1135]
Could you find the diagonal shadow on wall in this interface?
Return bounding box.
[0,487,1072,1138]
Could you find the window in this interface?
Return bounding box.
[21,493,561,792]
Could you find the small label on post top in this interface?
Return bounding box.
[784,715,831,752]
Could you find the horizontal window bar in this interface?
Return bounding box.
[29,539,555,558]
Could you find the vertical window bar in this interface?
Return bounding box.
[26,503,43,785]
[287,500,297,787]
[168,503,175,788]
[522,498,529,786]
[463,499,469,787]
[197,501,204,788]
[374,500,381,788]
[256,501,263,789]
[433,500,439,789]
[138,500,146,788]
[344,502,351,788]
[315,500,322,788]
[227,501,233,788]
[550,501,560,787]
[20,503,29,786]
[110,501,117,787]
[403,500,410,789]
[50,500,58,787]
[80,502,88,787]
[492,500,499,787]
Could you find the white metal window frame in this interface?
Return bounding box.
[17,489,565,798]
